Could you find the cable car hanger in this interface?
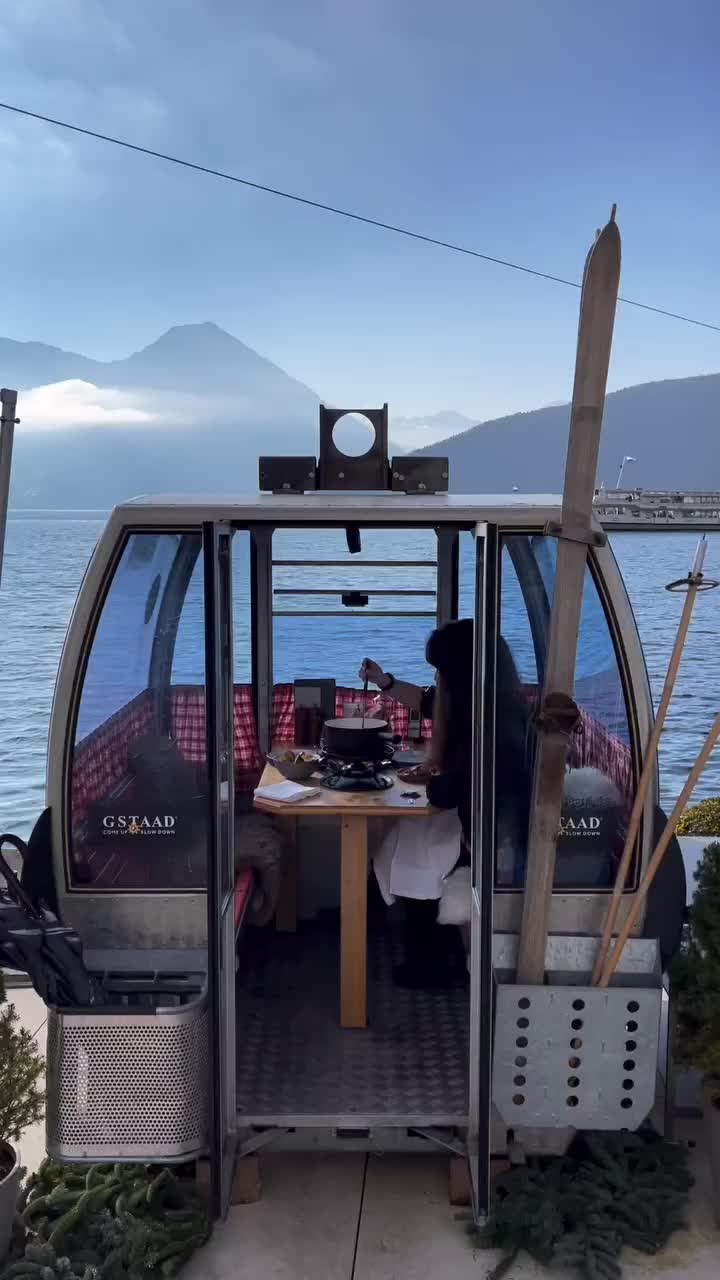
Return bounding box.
[259,403,449,496]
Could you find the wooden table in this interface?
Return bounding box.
[253,763,433,1029]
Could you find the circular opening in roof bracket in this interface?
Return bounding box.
[331,413,377,458]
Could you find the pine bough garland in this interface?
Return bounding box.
[467,1130,693,1280]
[2,1160,211,1279]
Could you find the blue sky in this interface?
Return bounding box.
[1,0,719,425]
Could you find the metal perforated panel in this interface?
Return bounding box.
[46,998,209,1160]
[492,984,662,1130]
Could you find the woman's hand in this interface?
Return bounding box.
[359,658,386,687]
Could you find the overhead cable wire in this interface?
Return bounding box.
[1,100,719,334]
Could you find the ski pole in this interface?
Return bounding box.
[592,538,718,984]
[599,712,720,987]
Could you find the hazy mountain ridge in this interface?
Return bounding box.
[3,322,718,504]
[415,371,720,492]
[1,323,320,417]
[0,337,102,388]
[4,324,323,505]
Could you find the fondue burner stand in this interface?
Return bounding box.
[319,740,395,791]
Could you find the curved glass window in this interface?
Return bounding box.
[496,534,635,891]
[69,531,206,890]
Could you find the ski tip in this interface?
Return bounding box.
[595,211,622,251]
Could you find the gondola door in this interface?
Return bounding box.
[467,522,498,1223]
[203,522,238,1219]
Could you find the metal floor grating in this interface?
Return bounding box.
[235,924,469,1123]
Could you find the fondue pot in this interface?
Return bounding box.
[322,716,390,758]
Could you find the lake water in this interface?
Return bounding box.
[1,512,719,838]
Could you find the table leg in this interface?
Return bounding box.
[275,816,298,933]
[340,815,368,1029]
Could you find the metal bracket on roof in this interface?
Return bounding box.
[390,457,449,494]
[258,456,317,494]
[258,404,449,493]
[543,520,607,548]
[318,403,390,491]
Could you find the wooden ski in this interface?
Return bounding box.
[516,210,621,984]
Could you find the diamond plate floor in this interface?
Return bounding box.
[235,924,469,1122]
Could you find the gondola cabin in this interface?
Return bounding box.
[40,408,679,1221]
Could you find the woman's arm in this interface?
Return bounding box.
[359,658,425,713]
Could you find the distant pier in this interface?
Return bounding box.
[593,488,720,531]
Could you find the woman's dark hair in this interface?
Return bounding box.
[426,619,531,801]
[426,620,474,773]
[496,638,532,818]
[425,617,474,678]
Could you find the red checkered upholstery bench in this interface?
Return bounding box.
[71,690,156,832]
[71,681,633,861]
[70,684,435,832]
[72,682,633,827]
[526,691,633,800]
[269,683,633,799]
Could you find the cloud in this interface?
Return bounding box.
[0,115,84,193]
[1,0,130,53]
[19,381,162,430]
[16,381,266,432]
[249,32,327,82]
[0,80,171,206]
[0,0,170,205]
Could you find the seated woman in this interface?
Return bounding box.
[362,625,532,838]
[368,621,532,988]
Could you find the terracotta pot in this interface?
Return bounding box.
[0,1140,22,1262]
[704,1084,720,1227]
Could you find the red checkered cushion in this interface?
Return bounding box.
[170,686,263,789]
[520,687,632,799]
[573,706,633,798]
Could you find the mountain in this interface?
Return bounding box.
[105,323,320,407]
[4,324,328,506]
[5,324,423,506]
[0,339,101,388]
[416,372,720,492]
